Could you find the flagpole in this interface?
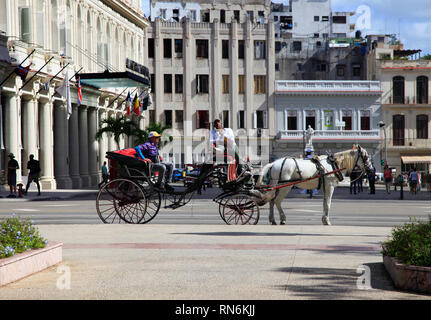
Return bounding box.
[118,88,138,108]
[105,87,129,109]
[36,62,70,94]
[0,49,36,87]
[68,67,84,82]
[19,56,54,91]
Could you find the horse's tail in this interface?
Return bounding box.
[256,162,273,186]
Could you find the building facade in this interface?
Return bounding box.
[379,59,431,175]
[146,0,275,166]
[274,80,382,164]
[0,0,149,190]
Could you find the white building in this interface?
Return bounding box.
[274,80,382,163]
[146,0,275,166]
[0,0,149,190]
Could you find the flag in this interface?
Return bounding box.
[141,94,152,111]
[40,79,50,91]
[133,93,140,116]
[126,92,131,116]
[14,64,31,82]
[76,76,82,105]
[56,70,72,120]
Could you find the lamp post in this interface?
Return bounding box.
[379,121,387,167]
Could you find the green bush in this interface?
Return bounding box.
[382,218,431,267]
[0,215,47,259]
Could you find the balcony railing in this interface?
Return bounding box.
[387,138,431,148]
[277,130,381,141]
[276,80,381,94]
[385,96,430,105]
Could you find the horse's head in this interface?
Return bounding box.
[354,145,374,174]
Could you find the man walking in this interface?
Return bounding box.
[7,153,19,197]
[25,154,41,196]
[368,166,376,194]
[99,161,109,188]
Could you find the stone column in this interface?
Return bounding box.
[38,99,56,189]
[4,93,22,185]
[54,101,72,189]
[98,109,108,168]
[21,97,38,176]
[183,18,193,164]
[88,107,99,186]
[230,21,238,130]
[68,104,81,188]
[245,19,254,131]
[79,106,90,187]
[211,20,221,122]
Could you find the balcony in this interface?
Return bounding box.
[384,96,430,105]
[276,130,381,142]
[387,138,431,149]
[276,80,381,95]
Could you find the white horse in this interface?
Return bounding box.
[254,145,374,226]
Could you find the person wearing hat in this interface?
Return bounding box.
[7,153,19,196]
[135,131,174,191]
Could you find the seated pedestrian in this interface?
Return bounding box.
[25,154,41,196]
[7,153,19,197]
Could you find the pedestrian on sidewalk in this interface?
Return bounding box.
[368,166,376,194]
[99,161,109,188]
[350,165,361,195]
[384,164,392,195]
[25,154,41,196]
[7,153,19,197]
[408,167,419,195]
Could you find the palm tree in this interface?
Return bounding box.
[95,115,137,150]
[134,122,173,148]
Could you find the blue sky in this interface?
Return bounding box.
[142,0,431,55]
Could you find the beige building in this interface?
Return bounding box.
[146,0,275,166]
[379,59,431,175]
[0,0,149,190]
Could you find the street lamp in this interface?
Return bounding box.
[379,121,387,167]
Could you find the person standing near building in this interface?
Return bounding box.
[383,164,392,195]
[99,161,109,188]
[368,165,376,195]
[25,154,41,196]
[350,165,361,195]
[408,167,419,194]
[7,153,19,197]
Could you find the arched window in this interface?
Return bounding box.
[77,6,82,65]
[393,114,405,146]
[393,76,405,104]
[51,0,59,51]
[417,114,428,139]
[86,11,92,70]
[417,76,429,104]
[0,0,7,34]
[96,17,103,70]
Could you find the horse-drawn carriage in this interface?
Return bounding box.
[95,145,373,226]
[95,148,261,225]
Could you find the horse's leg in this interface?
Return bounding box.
[269,199,277,225]
[322,182,335,226]
[274,186,291,225]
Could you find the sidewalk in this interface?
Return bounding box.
[0,224,430,300]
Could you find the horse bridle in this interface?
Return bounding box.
[350,145,371,182]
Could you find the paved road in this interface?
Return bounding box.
[0,187,430,227]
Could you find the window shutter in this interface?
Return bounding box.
[196,111,200,129]
[20,7,31,43]
[253,112,257,129]
[264,111,268,129]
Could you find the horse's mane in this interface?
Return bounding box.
[334,149,356,174]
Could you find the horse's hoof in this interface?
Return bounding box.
[321,216,331,226]
[280,220,286,225]
[271,221,277,225]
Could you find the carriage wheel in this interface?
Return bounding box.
[96,179,127,224]
[97,178,147,224]
[137,179,162,224]
[221,194,260,225]
[218,195,232,222]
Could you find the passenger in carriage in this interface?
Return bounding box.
[210,119,244,175]
[135,131,174,191]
